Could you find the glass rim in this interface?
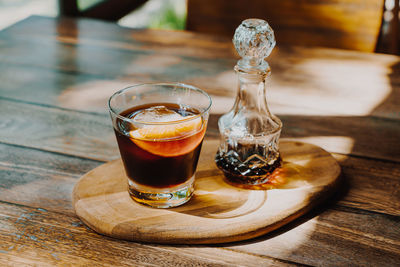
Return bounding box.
[108,82,212,125]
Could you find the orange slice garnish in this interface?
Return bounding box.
[129,117,205,157]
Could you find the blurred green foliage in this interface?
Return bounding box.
[149,4,186,30]
[78,0,103,11]
[77,0,186,30]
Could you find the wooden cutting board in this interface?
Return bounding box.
[72,139,341,244]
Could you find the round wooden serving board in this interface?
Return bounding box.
[72,139,341,244]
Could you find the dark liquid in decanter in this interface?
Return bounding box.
[215,142,281,185]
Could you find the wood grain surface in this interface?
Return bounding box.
[73,140,341,244]
[1,16,399,266]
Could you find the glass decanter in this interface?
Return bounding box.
[215,18,282,185]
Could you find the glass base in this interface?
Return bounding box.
[127,176,194,208]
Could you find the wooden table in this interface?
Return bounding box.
[0,16,399,266]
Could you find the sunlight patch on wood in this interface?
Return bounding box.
[287,136,354,155]
[270,58,395,116]
[58,80,133,113]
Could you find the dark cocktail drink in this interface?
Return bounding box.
[108,83,211,208]
[114,103,206,188]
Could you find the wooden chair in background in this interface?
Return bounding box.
[186,0,398,54]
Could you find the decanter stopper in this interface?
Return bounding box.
[233,18,276,71]
[215,18,282,186]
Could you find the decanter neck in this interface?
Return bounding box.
[233,65,272,114]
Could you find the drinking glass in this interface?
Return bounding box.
[108,83,211,208]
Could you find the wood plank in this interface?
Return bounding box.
[1,196,399,266]
[0,99,118,162]
[0,58,235,114]
[0,16,234,59]
[279,114,400,162]
[0,63,132,114]
[334,155,400,216]
[0,34,233,78]
[1,98,399,163]
[0,142,102,216]
[0,202,290,266]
